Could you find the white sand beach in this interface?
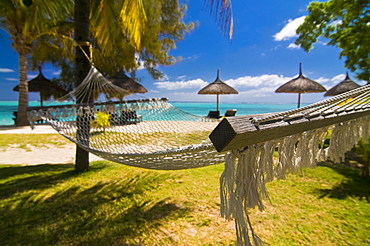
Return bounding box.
[0,120,219,166]
[0,125,102,165]
[0,125,58,134]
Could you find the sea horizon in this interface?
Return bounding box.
[0,100,307,126]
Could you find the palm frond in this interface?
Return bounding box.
[23,0,73,40]
[119,0,146,48]
[204,0,233,39]
[91,0,146,53]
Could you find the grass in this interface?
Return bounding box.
[0,134,70,150]
[0,134,369,245]
[90,131,212,145]
[252,162,370,246]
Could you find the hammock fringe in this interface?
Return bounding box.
[26,65,370,245]
[220,116,370,245]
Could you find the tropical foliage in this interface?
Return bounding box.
[355,138,370,179]
[295,0,370,81]
[82,0,193,80]
[0,0,74,126]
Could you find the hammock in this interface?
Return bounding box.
[212,84,370,245]
[27,66,370,245]
[27,66,226,170]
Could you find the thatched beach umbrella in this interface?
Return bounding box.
[198,69,238,112]
[275,63,326,108]
[108,70,147,100]
[324,72,361,96]
[13,67,68,106]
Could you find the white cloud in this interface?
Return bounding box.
[225,74,294,89]
[181,55,199,61]
[52,70,61,76]
[177,75,187,80]
[331,74,346,83]
[5,78,18,81]
[318,74,346,88]
[137,63,145,70]
[316,77,330,84]
[154,78,208,90]
[331,20,342,26]
[156,74,169,81]
[0,68,14,72]
[27,74,37,80]
[287,43,300,49]
[152,74,296,101]
[147,73,355,103]
[273,16,306,41]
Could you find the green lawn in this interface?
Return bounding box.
[0,133,70,150]
[0,134,369,245]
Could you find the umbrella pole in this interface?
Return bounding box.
[217,94,219,112]
[297,93,301,108]
[40,92,43,107]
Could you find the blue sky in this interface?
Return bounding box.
[0,0,366,104]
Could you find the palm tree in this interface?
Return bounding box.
[73,0,149,171]
[73,0,232,171]
[73,0,233,171]
[0,0,73,126]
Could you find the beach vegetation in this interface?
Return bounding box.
[0,133,369,244]
[0,159,369,245]
[1,0,232,169]
[0,0,74,126]
[296,0,370,81]
[354,138,370,179]
[89,0,194,80]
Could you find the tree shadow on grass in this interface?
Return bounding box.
[0,163,75,180]
[316,161,370,202]
[0,162,189,245]
[0,162,120,200]
[0,164,77,200]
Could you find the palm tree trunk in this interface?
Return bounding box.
[362,162,369,179]
[75,0,92,172]
[16,52,29,126]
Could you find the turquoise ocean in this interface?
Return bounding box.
[0,100,305,126]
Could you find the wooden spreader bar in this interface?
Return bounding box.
[209,108,370,152]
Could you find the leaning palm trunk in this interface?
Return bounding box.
[0,0,74,126]
[16,52,30,126]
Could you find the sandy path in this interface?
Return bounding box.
[0,120,219,165]
[0,125,102,165]
[0,125,60,134]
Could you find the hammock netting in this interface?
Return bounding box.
[27,67,226,170]
[219,84,370,245]
[27,66,370,245]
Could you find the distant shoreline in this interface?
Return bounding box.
[0,100,310,104]
[0,101,306,126]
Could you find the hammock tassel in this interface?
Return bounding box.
[220,118,369,245]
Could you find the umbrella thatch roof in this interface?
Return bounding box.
[275,63,326,108]
[13,67,67,94]
[13,67,68,106]
[324,72,361,96]
[109,71,147,94]
[198,69,238,112]
[275,63,326,94]
[198,69,238,95]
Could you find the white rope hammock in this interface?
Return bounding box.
[27,66,226,170]
[27,66,370,245]
[214,84,370,245]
